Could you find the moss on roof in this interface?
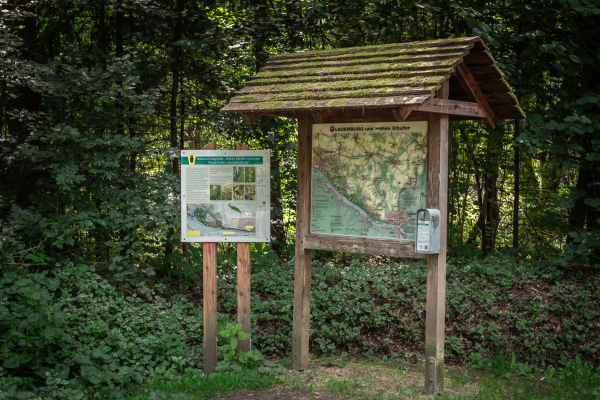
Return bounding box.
[257,59,459,80]
[261,52,466,72]
[240,76,447,96]
[271,37,478,62]
[247,68,453,87]
[221,36,523,119]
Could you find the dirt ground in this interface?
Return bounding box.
[216,388,339,400]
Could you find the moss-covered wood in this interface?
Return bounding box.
[221,36,524,119]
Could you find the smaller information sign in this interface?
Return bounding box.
[181,150,271,243]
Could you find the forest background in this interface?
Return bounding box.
[1,0,600,398]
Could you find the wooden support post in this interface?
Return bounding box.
[292,113,313,371]
[203,242,218,373]
[425,81,449,393]
[235,142,252,352]
[202,140,217,374]
[455,62,498,129]
[237,243,251,351]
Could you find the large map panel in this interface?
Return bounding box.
[311,121,427,240]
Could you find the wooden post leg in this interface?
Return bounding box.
[425,82,449,393]
[292,114,313,371]
[203,242,217,373]
[237,242,251,352]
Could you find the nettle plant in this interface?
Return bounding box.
[217,323,284,375]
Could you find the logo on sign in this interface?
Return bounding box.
[188,153,196,164]
[330,126,334,132]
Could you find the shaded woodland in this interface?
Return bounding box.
[1,1,600,397]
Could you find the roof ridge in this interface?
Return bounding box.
[269,37,480,62]
[265,44,473,66]
[260,51,470,72]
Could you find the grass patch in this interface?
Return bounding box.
[280,355,600,399]
[130,369,275,400]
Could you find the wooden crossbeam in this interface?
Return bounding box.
[454,62,498,129]
[241,112,261,125]
[392,107,414,122]
[311,110,333,123]
[304,234,425,259]
[414,98,486,118]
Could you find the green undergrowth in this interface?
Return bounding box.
[130,369,274,400]
[213,255,600,368]
[0,263,218,399]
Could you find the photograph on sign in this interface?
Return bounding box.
[180,150,271,243]
[311,121,428,240]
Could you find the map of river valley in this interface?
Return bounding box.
[311,121,428,240]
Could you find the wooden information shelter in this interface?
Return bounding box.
[221,36,523,393]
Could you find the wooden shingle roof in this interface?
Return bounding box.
[221,36,524,121]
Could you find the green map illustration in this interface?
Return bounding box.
[311,122,428,240]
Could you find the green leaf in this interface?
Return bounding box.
[230,338,238,349]
[3,356,20,369]
[44,326,56,338]
[467,18,479,29]
[238,331,251,340]
[15,279,33,286]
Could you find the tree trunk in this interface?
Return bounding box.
[166,0,184,265]
[566,166,592,243]
[513,119,520,247]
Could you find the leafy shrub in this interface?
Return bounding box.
[0,264,219,398]
[214,255,600,368]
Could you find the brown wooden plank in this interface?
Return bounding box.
[469,67,504,81]
[478,79,512,93]
[455,62,498,129]
[268,36,480,63]
[203,242,218,373]
[292,113,313,371]
[424,80,449,394]
[203,141,216,150]
[239,75,450,96]
[257,58,462,80]
[266,43,474,66]
[232,87,435,104]
[221,94,434,114]
[463,50,495,66]
[393,107,414,122]
[260,51,468,72]
[241,112,261,125]
[236,242,251,352]
[247,68,454,87]
[202,140,218,373]
[235,142,252,353]
[494,105,526,119]
[304,234,426,259]
[413,98,486,119]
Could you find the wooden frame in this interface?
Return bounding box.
[220,37,522,396]
[201,141,253,373]
[305,234,426,259]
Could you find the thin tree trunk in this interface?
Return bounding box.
[180,75,188,255]
[513,119,520,247]
[0,80,5,135]
[459,171,471,246]
[166,0,184,265]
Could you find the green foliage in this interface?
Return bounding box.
[0,264,218,398]
[214,256,600,367]
[216,323,284,375]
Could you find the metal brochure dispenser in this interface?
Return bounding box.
[415,209,441,254]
